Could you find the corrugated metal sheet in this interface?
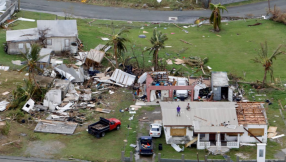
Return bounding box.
[6,28,38,42]
[55,64,84,83]
[160,102,244,133]
[211,71,229,87]
[110,69,136,87]
[37,20,78,37]
[38,48,53,63]
[86,49,105,63]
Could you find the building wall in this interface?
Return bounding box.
[164,127,193,144]
[240,125,268,143]
[45,37,77,53]
[7,41,35,54]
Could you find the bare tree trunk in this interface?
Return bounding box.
[262,69,267,87]
[201,66,206,75]
[142,51,145,70]
[114,40,118,69]
[131,46,140,68]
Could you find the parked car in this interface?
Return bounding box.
[138,136,153,155]
[88,117,121,138]
[149,120,162,137]
[175,78,189,100]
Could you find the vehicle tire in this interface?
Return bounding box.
[116,125,120,130]
[101,132,105,137]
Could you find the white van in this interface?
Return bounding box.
[175,78,189,99]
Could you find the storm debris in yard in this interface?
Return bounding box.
[34,120,78,135]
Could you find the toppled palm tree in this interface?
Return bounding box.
[105,23,129,68]
[209,3,228,32]
[185,56,210,75]
[148,29,168,71]
[252,41,285,87]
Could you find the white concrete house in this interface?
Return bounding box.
[160,102,267,151]
[37,20,78,54]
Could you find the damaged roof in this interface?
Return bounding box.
[6,28,39,42]
[160,102,244,133]
[211,71,229,87]
[38,48,54,63]
[86,49,105,64]
[37,20,78,37]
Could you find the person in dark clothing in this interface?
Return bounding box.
[186,103,190,111]
[177,105,181,116]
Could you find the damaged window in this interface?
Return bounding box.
[18,43,24,49]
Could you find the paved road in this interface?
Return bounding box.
[0,156,69,162]
[21,0,286,23]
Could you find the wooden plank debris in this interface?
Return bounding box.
[180,39,192,45]
[95,108,111,114]
[34,121,77,135]
[272,134,285,139]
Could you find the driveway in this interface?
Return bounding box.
[21,0,286,23]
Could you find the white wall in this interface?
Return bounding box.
[240,125,268,143]
[46,37,76,53]
[164,127,193,144]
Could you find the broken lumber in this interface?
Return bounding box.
[180,39,192,45]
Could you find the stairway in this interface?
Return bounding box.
[185,137,198,147]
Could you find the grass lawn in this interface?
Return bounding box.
[14,11,286,83]
[1,10,286,161]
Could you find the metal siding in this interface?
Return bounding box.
[213,86,221,101]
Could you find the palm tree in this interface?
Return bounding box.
[252,41,284,87]
[19,44,44,82]
[105,23,129,68]
[209,3,228,32]
[148,29,168,71]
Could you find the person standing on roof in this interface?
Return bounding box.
[186,103,190,111]
[177,105,181,116]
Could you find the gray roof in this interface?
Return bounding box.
[38,48,53,63]
[6,28,39,42]
[211,71,229,87]
[160,102,244,133]
[86,49,105,64]
[37,20,78,37]
[56,64,84,83]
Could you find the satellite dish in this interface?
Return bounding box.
[157,0,162,3]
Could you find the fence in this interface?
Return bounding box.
[121,151,286,162]
[0,1,17,25]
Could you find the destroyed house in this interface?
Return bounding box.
[6,28,39,54]
[236,102,268,143]
[160,102,244,151]
[37,48,54,69]
[37,20,78,53]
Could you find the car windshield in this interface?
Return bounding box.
[141,139,152,144]
[151,128,159,131]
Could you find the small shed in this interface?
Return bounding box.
[37,48,54,69]
[37,20,78,53]
[211,71,232,101]
[6,28,39,54]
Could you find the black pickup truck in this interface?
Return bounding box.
[88,117,121,138]
[138,136,153,155]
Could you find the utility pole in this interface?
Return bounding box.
[268,0,270,12]
[18,0,20,12]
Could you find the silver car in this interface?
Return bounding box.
[149,123,162,137]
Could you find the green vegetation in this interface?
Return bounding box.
[209,3,228,32]
[0,10,286,161]
[252,41,285,87]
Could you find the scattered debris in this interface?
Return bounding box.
[180,39,192,45]
[2,91,9,95]
[101,37,110,41]
[143,31,148,33]
[171,143,184,152]
[34,120,78,135]
[248,23,262,26]
[11,60,22,65]
[139,35,146,38]
[166,59,173,64]
[0,66,9,71]
[271,134,285,139]
[0,100,9,111]
[22,98,35,113]
[95,108,111,114]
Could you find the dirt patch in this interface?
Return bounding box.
[235,153,250,159]
[25,141,65,159]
